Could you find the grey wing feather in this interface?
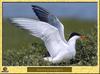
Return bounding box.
[11,18,59,41]
[32,5,67,43]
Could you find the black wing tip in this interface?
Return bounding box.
[31,5,42,9]
[31,5,37,10]
[31,5,49,14]
[32,5,37,8]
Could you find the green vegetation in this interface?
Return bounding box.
[2,18,97,66]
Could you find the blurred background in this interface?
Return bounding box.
[2,3,97,66]
[3,3,97,20]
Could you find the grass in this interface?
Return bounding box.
[2,18,97,66]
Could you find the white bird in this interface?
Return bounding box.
[11,5,87,63]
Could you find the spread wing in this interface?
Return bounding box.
[11,18,63,57]
[32,5,67,43]
[11,18,61,41]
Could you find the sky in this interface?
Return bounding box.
[3,3,97,20]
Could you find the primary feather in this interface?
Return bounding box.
[32,5,67,43]
[11,18,57,38]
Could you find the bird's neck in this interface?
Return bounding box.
[68,38,77,49]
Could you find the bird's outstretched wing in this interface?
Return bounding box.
[11,18,64,57]
[11,18,60,41]
[32,5,67,43]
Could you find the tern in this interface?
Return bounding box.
[11,5,87,63]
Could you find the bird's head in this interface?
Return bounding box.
[68,32,88,41]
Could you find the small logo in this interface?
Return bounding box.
[2,67,9,72]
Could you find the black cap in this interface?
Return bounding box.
[68,32,81,40]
